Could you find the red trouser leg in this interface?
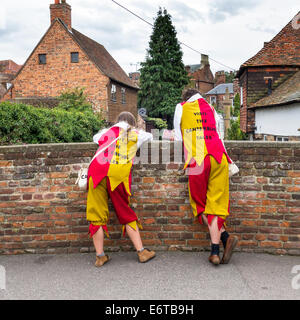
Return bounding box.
[106,177,138,229]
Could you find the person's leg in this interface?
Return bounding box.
[205,154,238,264]
[86,177,110,267]
[208,216,222,245]
[126,223,143,251]
[92,226,104,255]
[108,178,156,263]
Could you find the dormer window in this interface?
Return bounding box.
[71,52,79,63]
[38,54,47,65]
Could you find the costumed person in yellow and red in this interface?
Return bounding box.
[174,89,238,265]
[87,111,156,267]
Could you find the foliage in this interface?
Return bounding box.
[146,117,168,130]
[57,87,93,113]
[232,93,240,117]
[227,114,247,140]
[0,101,105,145]
[225,71,237,83]
[138,8,189,128]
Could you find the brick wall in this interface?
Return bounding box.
[107,81,138,123]
[0,141,299,255]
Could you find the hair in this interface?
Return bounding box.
[116,111,136,127]
[182,89,201,102]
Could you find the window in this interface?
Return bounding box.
[240,86,243,106]
[210,96,216,105]
[71,52,79,63]
[276,136,289,142]
[121,88,126,104]
[38,54,46,65]
[111,84,117,102]
[267,78,272,95]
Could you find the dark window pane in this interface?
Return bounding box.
[71,52,79,63]
[39,54,46,64]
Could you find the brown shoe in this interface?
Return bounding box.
[220,235,238,264]
[137,248,156,263]
[209,255,220,265]
[95,255,110,267]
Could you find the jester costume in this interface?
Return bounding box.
[174,93,232,230]
[86,122,145,238]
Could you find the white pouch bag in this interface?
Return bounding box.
[229,162,239,178]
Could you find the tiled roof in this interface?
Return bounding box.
[250,70,300,108]
[206,83,233,95]
[0,60,22,75]
[71,28,138,90]
[238,12,300,74]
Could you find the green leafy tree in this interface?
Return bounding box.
[227,114,247,140]
[138,8,189,128]
[225,71,237,83]
[233,93,240,117]
[58,87,93,113]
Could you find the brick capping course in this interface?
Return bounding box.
[0,141,299,256]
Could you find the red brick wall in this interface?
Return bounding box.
[50,3,72,30]
[0,141,299,255]
[107,81,138,123]
[2,21,109,118]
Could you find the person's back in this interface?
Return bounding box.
[179,93,229,169]
[174,89,238,266]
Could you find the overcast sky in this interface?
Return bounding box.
[0,0,299,75]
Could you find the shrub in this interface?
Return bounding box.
[0,101,105,145]
[146,117,168,130]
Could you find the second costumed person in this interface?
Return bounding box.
[86,112,156,267]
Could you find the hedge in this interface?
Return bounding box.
[0,101,105,145]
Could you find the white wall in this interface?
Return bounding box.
[255,103,300,137]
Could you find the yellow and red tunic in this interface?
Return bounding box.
[178,95,232,230]
[87,124,143,237]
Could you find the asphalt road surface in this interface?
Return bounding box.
[0,251,299,300]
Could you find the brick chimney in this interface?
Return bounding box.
[200,54,209,67]
[50,0,72,30]
[215,71,226,86]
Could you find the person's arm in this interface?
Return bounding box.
[93,128,108,144]
[173,103,183,141]
[137,130,153,149]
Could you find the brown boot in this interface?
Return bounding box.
[209,255,220,265]
[220,235,238,264]
[95,255,110,267]
[137,248,156,263]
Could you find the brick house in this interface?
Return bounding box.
[205,83,234,112]
[237,12,300,139]
[2,0,138,123]
[185,54,215,96]
[0,60,22,99]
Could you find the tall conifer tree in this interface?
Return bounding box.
[138,8,189,127]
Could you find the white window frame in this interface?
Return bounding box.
[111,84,117,102]
[276,136,289,142]
[121,87,126,104]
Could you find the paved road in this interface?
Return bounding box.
[0,252,299,300]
